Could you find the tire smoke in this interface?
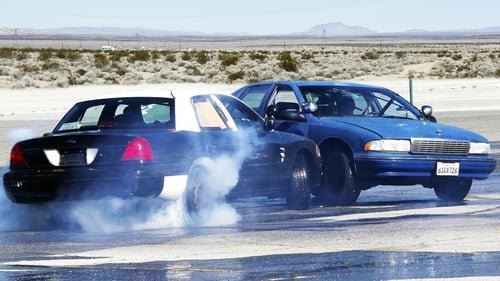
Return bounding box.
[0,126,258,233]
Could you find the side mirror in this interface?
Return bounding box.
[266,104,278,118]
[266,103,305,121]
[421,105,437,122]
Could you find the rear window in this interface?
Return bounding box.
[58,104,104,131]
[54,98,174,132]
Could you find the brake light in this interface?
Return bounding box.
[121,137,153,161]
[10,143,27,167]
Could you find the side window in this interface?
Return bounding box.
[218,95,261,129]
[273,86,299,104]
[238,84,271,112]
[270,85,300,120]
[192,97,229,131]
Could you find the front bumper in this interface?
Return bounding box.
[354,154,497,180]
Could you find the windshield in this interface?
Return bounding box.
[299,85,420,120]
[54,97,174,133]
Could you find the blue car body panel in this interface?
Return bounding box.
[233,80,496,189]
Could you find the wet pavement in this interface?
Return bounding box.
[2,251,499,281]
[0,172,498,280]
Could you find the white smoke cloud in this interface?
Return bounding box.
[67,197,187,233]
[0,125,41,231]
[184,128,260,227]
[0,124,259,232]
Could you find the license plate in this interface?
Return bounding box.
[60,152,86,166]
[436,162,460,176]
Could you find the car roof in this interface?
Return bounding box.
[73,93,241,133]
[247,80,388,90]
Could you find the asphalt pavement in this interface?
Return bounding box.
[0,172,498,280]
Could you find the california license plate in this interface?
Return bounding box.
[436,162,460,176]
[60,152,86,166]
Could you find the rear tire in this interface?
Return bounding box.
[322,149,360,206]
[184,166,208,219]
[433,179,472,201]
[286,153,312,210]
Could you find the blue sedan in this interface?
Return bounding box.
[232,80,497,205]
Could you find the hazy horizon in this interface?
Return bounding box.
[2,0,499,35]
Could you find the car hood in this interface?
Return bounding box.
[330,117,489,142]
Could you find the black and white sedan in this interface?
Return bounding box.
[3,93,321,213]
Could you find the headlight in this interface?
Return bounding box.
[364,139,411,152]
[469,142,490,154]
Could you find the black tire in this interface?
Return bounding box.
[286,153,312,210]
[184,166,208,218]
[322,149,360,206]
[434,179,472,201]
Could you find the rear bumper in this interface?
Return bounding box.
[2,166,170,203]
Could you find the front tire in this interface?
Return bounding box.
[321,149,360,206]
[433,179,472,201]
[286,153,312,210]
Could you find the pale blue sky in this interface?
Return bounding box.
[1,0,499,34]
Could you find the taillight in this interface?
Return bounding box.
[10,143,27,167]
[121,137,153,161]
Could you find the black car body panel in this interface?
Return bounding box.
[3,94,321,209]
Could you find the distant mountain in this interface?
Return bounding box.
[297,22,377,36]
[1,23,500,38]
[0,26,48,36]
[46,26,204,37]
[390,26,500,36]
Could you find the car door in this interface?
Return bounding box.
[211,95,290,183]
[266,84,311,138]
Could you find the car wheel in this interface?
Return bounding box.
[433,179,472,201]
[286,153,312,210]
[322,149,360,206]
[184,166,208,218]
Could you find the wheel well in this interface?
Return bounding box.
[319,138,356,175]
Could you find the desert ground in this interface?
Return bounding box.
[1,39,500,88]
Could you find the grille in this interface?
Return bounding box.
[411,138,470,155]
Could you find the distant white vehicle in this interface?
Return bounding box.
[101,45,115,51]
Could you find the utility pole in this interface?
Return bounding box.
[14,28,18,49]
